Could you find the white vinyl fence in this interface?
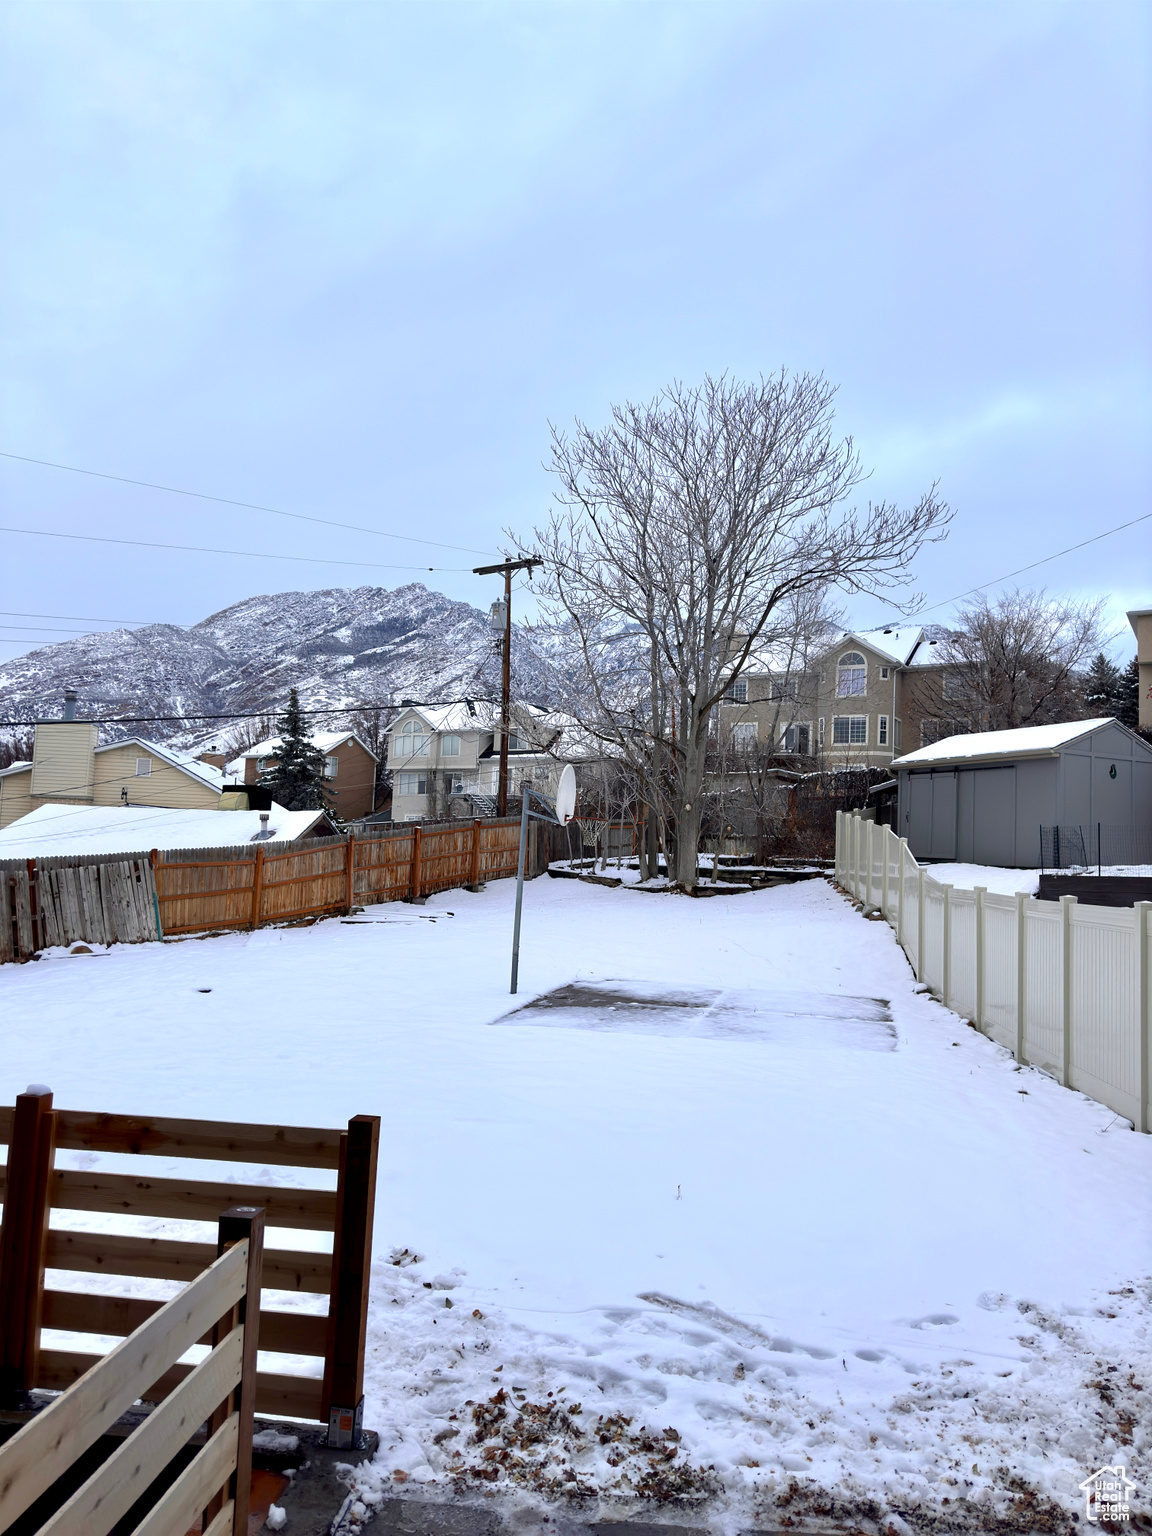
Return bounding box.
[835,811,1152,1133]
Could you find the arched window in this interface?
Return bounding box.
[398,718,429,757]
[836,651,866,697]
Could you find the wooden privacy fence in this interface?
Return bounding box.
[154,817,526,935]
[1,853,160,963]
[1,815,553,960]
[0,1205,263,1536]
[836,811,1152,1133]
[0,1088,380,1437]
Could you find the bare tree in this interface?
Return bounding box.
[930,588,1106,732]
[520,373,949,888]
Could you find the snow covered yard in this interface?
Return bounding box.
[4,874,1152,1532]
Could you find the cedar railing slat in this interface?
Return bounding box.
[41,1288,328,1357]
[44,1229,332,1293]
[50,1168,337,1230]
[35,1350,324,1421]
[52,1108,342,1167]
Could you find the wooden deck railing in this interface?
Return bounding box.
[0,1089,379,1436]
[0,1205,263,1536]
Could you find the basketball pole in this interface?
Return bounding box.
[510,783,531,993]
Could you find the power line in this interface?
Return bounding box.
[0,696,501,727]
[0,624,139,636]
[0,525,470,573]
[0,448,499,559]
[915,509,1152,617]
[0,608,162,625]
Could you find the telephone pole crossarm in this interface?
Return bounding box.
[472,556,544,816]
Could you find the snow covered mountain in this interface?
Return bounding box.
[0,584,558,752]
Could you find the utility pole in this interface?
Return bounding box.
[473,555,542,816]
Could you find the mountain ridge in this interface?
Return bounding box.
[0,583,556,753]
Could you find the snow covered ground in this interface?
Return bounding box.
[4,875,1151,1532]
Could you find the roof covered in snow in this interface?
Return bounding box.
[227,729,377,778]
[0,801,331,857]
[839,627,925,666]
[891,718,1124,769]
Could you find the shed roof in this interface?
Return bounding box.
[891,717,1123,770]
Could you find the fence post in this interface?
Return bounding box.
[1061,894,1076,1087]
[864,820,874,911]
[324,1114,381,1446]
[469,819,483,890]
[205,1205,265,1534]
[411,825,424,902]
[250,845,265,929]
[974,886,986,1031]
[1026,897,1032,1062]
[1137,901,1151,1134]
[881,825,890,919]
[897,837,907,946]
[0,1086,56,1395]
[941,884,953,1007]
[344,834,356,912]
[916,866,926,982]
[148,849,164,939]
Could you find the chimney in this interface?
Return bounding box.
[63,690,78,722]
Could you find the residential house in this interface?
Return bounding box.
[718,626,955,768]
[226,730,379,820]
[385,702,585,821]
[1130,606,1152,731]
[0,694,227,829]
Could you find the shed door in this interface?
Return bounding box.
[971,767,1015,866]
[928,771,957,860]
[905,773,934,858]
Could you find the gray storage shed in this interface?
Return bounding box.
[890,717,1152,867]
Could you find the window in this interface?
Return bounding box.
[880,666,890,680]
[836,652,867,697]
[732,721,757,750]
[324,754,339,778]
[441,734,461,757]
[878,715,888,746]
[818,717,825,747]
[398,719,429,757]
[942,670,964,702]
[783,724,811,754]
[507,731,522,750]
[135,758,152,777]
[770,677,797,701]
[894,718,902,750]
[920,718,970,747]
[396,771,427,796]
[726,679,748,703]
[832,715,867,745]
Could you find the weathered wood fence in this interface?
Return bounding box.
[836,811,1152,1133]
[2,815,562,961]
[0,1087,379,1429]
[0,1201,264,1536]
[1,853,160,962]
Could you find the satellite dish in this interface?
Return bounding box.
[555,764,577,825]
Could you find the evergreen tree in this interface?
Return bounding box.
[1117,656,1141,731]
[259,689,332,811]
[1083,651,1122,716]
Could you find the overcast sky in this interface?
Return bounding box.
[1,0,1148,664]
